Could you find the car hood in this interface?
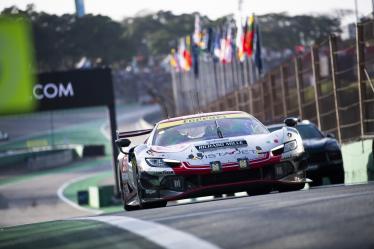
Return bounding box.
[147,133,284,166]
[302,138,331,151]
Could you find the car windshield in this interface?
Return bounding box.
[267,126,282,133]
[153,117,268,146]
[295,125,324,139]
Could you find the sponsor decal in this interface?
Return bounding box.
[33,82,74,100]
[255,146,262,151]
[274,139,279,143]
[146,150,155,156]
[196,140,247,151]
[187,152,204,160]
[202,148,266,160]
[151,170,175,175]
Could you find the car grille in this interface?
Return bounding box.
[161,162,296,191]
[183,163,294,187]
[308,152,327,164]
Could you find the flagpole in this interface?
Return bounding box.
[354,0,359,23]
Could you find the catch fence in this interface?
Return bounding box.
[171,20,374,143]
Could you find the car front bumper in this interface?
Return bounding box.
[138,153,308,202]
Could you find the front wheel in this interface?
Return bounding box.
[119,161,140,211]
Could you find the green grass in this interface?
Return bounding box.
[0,220,161,249]
[63,171,122,213]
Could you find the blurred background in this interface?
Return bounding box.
[0,0,373,228]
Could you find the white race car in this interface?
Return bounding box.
[116,111,308,210]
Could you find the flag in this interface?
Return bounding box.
[206,27,214,54]
[178,37,191,72]
[193,14,202,47]
[243,14,255,57]
[170,48,180,72]
[178,38,186,70]
[220,24,233,64]
[201,29,209,50]
[213,30,221,61]
[236,16,245,62]
[183,36,192,71]
[254,23,263,74]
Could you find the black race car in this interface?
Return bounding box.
[267,120,344,186]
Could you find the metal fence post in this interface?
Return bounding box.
[170,69,180,116]
[280,65,288,117]
[329,34,342,142]
[294,56,304,119]
[235,90,240,110]
[356,22,366,138]
[311,45,322,129]
[268,74,275,121]
[260,80,266,122]
[249,85,254,115]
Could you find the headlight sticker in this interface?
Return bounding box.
[284,140,297,152]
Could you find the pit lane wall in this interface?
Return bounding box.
[342,139,374,184]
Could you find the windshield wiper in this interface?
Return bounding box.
[215,120,224,138]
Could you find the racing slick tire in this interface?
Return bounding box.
[118,166,140,211]
[278,183,305,192]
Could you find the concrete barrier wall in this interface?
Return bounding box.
[27,149,76,170]
[342,139,374,184]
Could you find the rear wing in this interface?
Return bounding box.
[116,128,153,139]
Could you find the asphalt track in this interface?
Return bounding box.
[3,183,372,249]
[99,183,374,249]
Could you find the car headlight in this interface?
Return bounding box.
[284,140,297,152]
[145,158,181,167]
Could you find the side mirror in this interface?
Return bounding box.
[115,138,131,154]
[325,132,335,138]
[284,117,298,127]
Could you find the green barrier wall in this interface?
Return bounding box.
[342,139,374,184]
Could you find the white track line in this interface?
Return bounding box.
[73,215,222,249]
[57,173,103,215]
